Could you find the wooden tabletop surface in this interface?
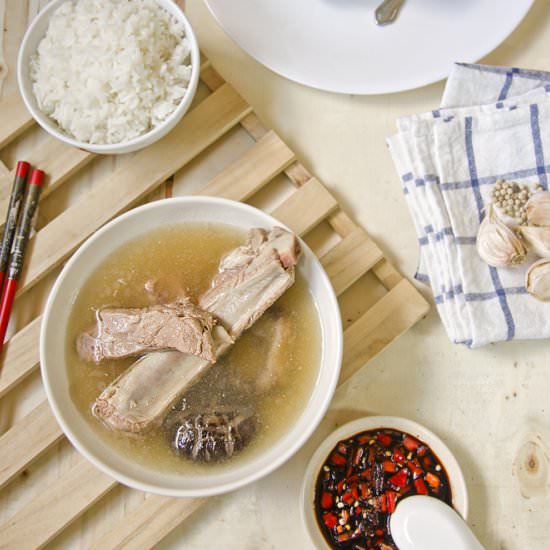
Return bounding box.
[1,1,550,549]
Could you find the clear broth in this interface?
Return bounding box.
[66,222,321,473]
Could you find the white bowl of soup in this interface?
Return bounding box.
[40,197,343,497]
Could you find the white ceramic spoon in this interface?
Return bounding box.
[390,495,485,550]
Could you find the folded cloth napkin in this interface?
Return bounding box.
[388,63,550,347]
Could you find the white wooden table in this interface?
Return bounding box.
[1,1,549,548]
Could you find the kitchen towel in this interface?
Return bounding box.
[388,63,550,347]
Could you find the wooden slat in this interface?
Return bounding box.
[271,178,338,236]
[199,65,317,190]
[0,400,62,490]
[0,457,116,549]
[17,84,251,297]
[92,495,206,550]
[0,138,92,222]
[327,210,359,238]
[199,64,225,92]
[340,279,429,384]
[0,315,41,398]
[0,92,34,149]
[320,229,384,296]
[372,258,405,290]
[199,130,295,200]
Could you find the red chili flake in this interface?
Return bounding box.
[377,433,391,446]
[337,532,351,543]
[342,509,350,523]
[393,448,406,463]
[417,445,428,457]
[351,484,359,501]
[321,491,333,509]
[403,435,420,451]
[342,491,355,505]
[331,452,347,466]
[376,494,387,512]
[323,512,338,529]
[386,490,397,513]
[382,460,397,473]
[375,529,384,536]
[388,468,408,488]
[338,443,349,455]
[422,456,432,468]
[400,484,412,495]
[426,472,441,490]
[368,447,376,463]
[337,479,345,493]
[414,478,428,495]
[360,482,368,498]
[380,544,394,550]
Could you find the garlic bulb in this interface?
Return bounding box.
[477,205,527,267]
[525,191,550,227]
[519,226,550,258]
[526,258,550,301]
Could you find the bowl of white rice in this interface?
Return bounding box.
[17,0,200,155]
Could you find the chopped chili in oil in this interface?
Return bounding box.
[314,428,452,550]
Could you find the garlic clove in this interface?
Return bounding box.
[526,258,550,301]
[519,225,550,258]
[477,205,527,267]
[525,190,550,226]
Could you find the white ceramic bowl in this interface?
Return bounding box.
[17,0,200,155]
[301,416,468,549]
[40,197,343,497]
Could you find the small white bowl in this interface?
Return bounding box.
[301,416,468,549]
[40,197,343,497]
[17,0,200,155]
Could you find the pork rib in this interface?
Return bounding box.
[92,227,301,434]
[77,298,218,363]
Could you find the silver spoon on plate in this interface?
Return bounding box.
[375,0,406,25]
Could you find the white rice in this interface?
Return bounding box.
[30,0,192,145]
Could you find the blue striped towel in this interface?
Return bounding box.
[388,63,550,347]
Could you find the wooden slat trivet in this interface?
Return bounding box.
[0,57,429,548]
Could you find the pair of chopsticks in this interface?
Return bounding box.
[0,161,44,352]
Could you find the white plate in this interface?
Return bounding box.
[205,0,534,95]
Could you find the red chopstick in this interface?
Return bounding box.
[0,161,30,290]
[0,168,44,350]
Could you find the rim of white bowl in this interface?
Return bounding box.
[16,0,201,154]
[300,415,469,549]
[40,196,343,497]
